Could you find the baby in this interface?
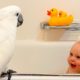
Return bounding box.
[67,41,80,74]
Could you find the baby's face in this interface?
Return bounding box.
[67,43,80,73]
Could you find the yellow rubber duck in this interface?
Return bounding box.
[47,8,74,26]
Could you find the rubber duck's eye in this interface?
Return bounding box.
[51,9,54,11]
[59,12,62,15]
[16,13,19,16]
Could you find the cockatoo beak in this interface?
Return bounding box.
[17,14,23,27]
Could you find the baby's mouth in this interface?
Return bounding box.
[70,63,76,68]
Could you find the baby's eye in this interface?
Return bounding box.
[70,52,73,56]
[76,56,80,59]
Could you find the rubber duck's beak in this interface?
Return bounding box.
[47,10,51,16]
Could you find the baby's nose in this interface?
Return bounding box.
[70,56,76,62]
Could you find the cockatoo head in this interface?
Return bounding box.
[0,5,23,27]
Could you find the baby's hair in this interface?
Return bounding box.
[70,41,80,52]
[73,41,80,46]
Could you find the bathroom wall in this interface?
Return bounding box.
[0,0,80,40]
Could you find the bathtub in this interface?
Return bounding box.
[2,74,80,80]
[7,40,75,75]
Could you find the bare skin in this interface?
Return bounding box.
[67,41,80,74]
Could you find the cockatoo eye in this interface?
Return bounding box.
[16,13,19,16]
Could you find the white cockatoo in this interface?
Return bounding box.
[0,5,23,75]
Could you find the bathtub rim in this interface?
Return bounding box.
[16,40,76,45]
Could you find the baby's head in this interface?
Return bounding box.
[67,41,80,73]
